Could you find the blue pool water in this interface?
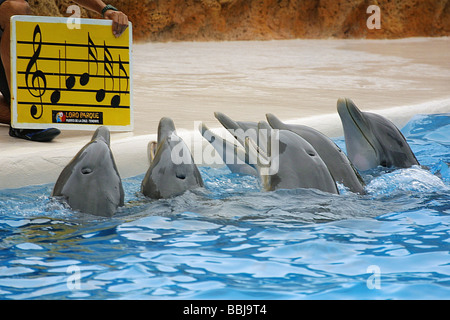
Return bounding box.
[0,113,449,300]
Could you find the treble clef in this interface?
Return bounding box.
[25,25,47,120]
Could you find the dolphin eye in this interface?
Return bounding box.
[307,151,315,157]
[81,167,93,174]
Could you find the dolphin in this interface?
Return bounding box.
[141,117,204,199]
[246,122,339,194]
[199,122,258,176]
[214,112,266,153]
[197,112,271,175]
[52,126,124,217]
[337,98,419,171]
[266,113,366,194]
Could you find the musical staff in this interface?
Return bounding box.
[13,17,132,130]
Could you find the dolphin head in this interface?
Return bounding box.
[246,125,339,194]
[337,98,419,170]
[337,98,381,171]
[267,112,366,194]
[52,127,124,217]
[141,118,204,199]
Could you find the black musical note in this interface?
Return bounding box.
[50,41,76,104]
[96,41,114,103]
[80,33,97,86]
[50,50,61,104]
[64,41,75,90]
[25,25,46,119]
[110,55,129,108]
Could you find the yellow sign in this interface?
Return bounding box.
[11,16,133,131]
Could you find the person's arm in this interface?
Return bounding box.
[73,0,128,37]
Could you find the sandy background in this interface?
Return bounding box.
[1,36,449,189]
[28,0,450,41]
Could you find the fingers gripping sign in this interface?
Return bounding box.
[102,5,128,38]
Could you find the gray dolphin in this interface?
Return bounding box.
[266,113,365,194]
[199,122,258,176]
[141,117,204,199]
[214,112,267,153]
[52,126,124,217]
[337,98,419,171]
[206,112,272,175]
[246,123,339,194]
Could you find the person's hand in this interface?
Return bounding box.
[104,10,128,38]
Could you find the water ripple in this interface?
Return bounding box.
[0,113,449,299]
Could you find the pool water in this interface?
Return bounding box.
[0,113,449,300]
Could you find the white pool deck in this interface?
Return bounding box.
[1,38,449,189]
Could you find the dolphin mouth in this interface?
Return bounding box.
[337,98,377,153]
[337,98,363,129]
